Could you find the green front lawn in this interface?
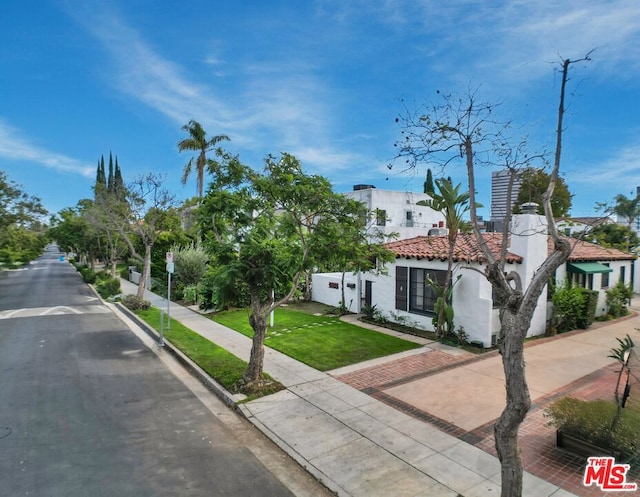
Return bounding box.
[211,307,421,371]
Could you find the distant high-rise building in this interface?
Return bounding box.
[490,169,523,231]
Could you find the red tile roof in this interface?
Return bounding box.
[386,233,636,264]
[552,237,635,262]
[385,233,523,264]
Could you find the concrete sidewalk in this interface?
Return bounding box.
[117,279,579,497]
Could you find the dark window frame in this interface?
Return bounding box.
[408,267,447,315]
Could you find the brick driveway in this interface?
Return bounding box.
[334,324,639,497]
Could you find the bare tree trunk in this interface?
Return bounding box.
[494,311,531,497]
[137,245,152,299]
[244,293,268,385]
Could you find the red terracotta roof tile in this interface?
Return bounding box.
[385,233,523,264]
[385,233,636,264]
[551,237,636,261]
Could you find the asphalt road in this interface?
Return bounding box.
[0,246,321,497]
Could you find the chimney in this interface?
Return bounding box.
[520,202,539,214]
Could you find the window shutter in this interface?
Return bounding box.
[395,266,408,310]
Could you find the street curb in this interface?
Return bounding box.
[113,303,243,408]
[237,403,345,497]
[112,302,342,496]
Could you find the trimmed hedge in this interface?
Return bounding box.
[545,396,640,459]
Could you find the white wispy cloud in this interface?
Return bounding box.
[0,120,94,177]
[569,142,640,188]
[355,0,640,89]
[65,6,364,178]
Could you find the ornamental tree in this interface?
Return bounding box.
[198,152,384,389]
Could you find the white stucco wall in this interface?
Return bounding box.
[311,272,361,313]
[362,259,521,347]
[509,213,549,337]
[343,188,446,239]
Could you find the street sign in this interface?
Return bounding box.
[166,262,175,274]
[166,251,173,263]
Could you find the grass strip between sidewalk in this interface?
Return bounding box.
[134,307,283,398]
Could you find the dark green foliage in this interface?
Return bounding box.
[424,168,435,195]
[362,303,378,320]
[545,397,640,458]
[587,223,639,252]
[95,156,106,192]
[121,294,151,311]
[576,288,598,329]
[0,170,48,267]
[551,282,586,333]
[606,281,633,318]
[95,276,121,299]
[79,266,97,284]
[513,168,572,217]
[198,263,250,310]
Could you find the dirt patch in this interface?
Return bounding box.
[281,300,339,315]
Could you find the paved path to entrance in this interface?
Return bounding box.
[117,279,638,496]
[335,313,640,496]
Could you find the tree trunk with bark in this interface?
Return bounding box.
[137,244,152,299]
[494,308,530,495]
[244,294,268,386]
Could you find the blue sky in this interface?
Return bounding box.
[1,0,640,220]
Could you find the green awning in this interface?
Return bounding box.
[567,262,613,274]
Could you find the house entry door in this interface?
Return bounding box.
[364,280,372,309]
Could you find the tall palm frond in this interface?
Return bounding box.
[177,120,229,198]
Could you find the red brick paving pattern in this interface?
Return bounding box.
[334,328,639,497]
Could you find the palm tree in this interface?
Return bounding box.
[418,178,471,336]
[177,120,229,198]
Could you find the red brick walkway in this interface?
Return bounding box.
[334,327,639,497]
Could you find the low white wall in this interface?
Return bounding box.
[362,260,511,347]
[311,272,361,313]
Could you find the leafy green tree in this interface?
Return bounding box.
[90,154,131,276]
[0,171,47,230]
[0,170,48,265]
[418,178,471,336]
[609,193,640,229]
[48,201,97,264]
[172,241,208,289]
[597,193,640,251]
[198,152,381,389]
[587,223,638,252]
[513,168,572,217]
[100,173,177,298]
[178,120,230,198]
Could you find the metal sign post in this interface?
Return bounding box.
[159,310,165,347]
[166,252,174,331]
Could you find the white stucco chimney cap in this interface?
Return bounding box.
[520,202,539,214]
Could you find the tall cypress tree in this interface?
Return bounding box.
[114,157,125,199]
[424,168,435,195]
[95,155,107,197]
[107,152,115,193]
